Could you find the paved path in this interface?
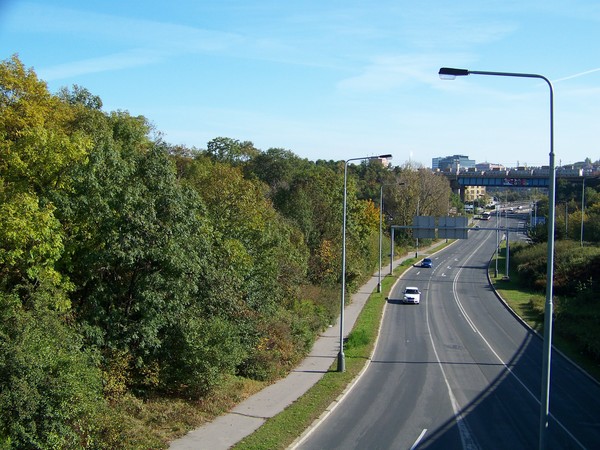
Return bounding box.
[170,247,439,449]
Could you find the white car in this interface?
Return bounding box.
[403,287,421,304]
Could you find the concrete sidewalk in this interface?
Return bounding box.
[170,248,437,450]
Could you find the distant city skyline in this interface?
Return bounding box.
[432,154,596,171]
[1,1,599,167]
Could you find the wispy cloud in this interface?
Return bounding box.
[13,2,243,51]
[39,49,165,80]
[337,55,424,92]
[553,67,600,83]
[337,53,473,92]
[18,2,246,79]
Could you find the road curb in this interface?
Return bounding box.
[289,241,455,449]
[486,253,600,387]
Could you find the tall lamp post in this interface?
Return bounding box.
[495,206,499,278]
[565,202,569,237]
[439,67,555,450]
[339,154,392,372]
[415,197,420,258]
[378,182,403,293]
[581,178,586,247]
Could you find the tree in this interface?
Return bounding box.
[0,55,89,307]
[183,155,315,379]
[58,84,103,110]
[0,291,106,448]
[382,163,451,245]
[0,57,89,184]
[57,111,214,392]
[185,156,309,312]
[0,189,66,301]
[276,165,343,285]
[244,147,309,191]
[205,136,259,165]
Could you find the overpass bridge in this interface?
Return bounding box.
[441,167,594,200]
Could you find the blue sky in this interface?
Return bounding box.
[1,1,599,168]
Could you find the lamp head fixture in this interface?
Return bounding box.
[439,67,470,80]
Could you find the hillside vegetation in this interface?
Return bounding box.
[510,240,600,367]
[2,54,598,449]
[0,56,450,448]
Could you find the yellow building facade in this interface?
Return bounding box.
[464,185,487,202]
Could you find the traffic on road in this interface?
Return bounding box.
[294,215,600,449]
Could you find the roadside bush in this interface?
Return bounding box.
[515,240,600,367]
[237,316,297,382]
[308,284,339,326]
[554,292,600,362]
[513,241,600,295]
[159,314,246,397]
[527,295,545,318]
[512,242,548,291]
[288,298,330,351]
[0,291,106,449]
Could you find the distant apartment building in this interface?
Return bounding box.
[464,185,487,202]
[432,154,475,171]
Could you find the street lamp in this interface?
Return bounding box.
[378,182,404,293]
[439,67,556,449]
[415,197,420,258]
[339,154,392,372]
[581,178,586,247]
[495,207,499,278]
[565,202,569,237]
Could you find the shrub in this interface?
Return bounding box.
[514,241,600,295]
[0,292,106,448]
[159,314,246,397]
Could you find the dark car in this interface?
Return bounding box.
[421,258,433,268]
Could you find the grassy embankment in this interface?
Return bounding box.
[490,243,600,383]
[233,258,414,449]
[128,244,423,448]
[234,241,455,449]
[237,239,600,450]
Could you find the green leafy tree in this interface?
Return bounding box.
[58,84,103,110]
[205,136,259,165]
[58,112,214,392]
[244,147,312,194]
[0,56,89,304]
[0,291,106,448]
[184,156,311,379]
[159,313,246,396]
[279,166,343,285]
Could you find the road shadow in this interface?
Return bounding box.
[407,331,600,449]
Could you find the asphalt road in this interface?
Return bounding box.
[295,215,600,449]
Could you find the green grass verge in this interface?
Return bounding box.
[233,257,420,450]
[235,238,599,450]
[489,245,545,333]
[489,244,600,382]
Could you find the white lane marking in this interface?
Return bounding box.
[426,288,479,450]
[452,268,478,333]
[443,232,587,449]
[290,270,407,449]
[450,234,491,333]
[410,429,428,450]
